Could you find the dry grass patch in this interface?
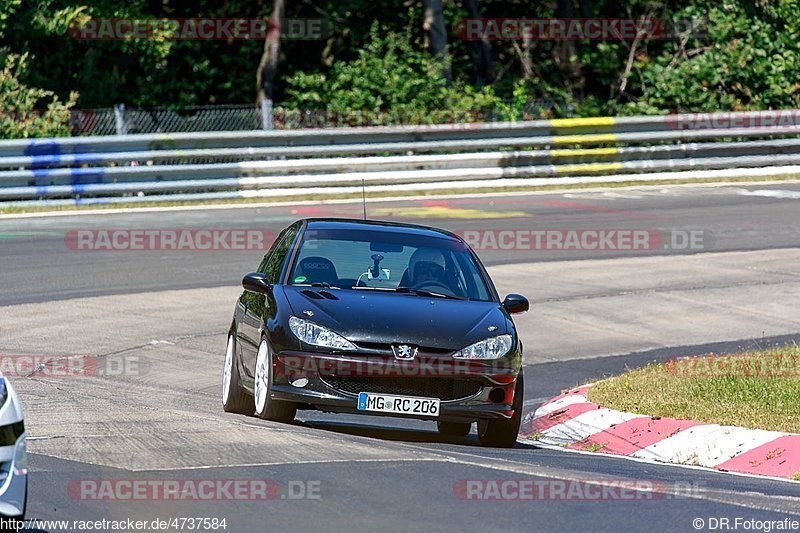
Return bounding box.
[587,344,800,433]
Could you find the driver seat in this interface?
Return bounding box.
[296,256,339,285]
[399,262,449,288]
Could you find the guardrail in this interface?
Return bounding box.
[3,111,800,207]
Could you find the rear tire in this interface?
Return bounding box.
[437,421,472,437]
[222,332,250,414]
[478,370,524,448]
[254,338,297,423]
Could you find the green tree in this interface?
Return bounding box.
[620,1,800,113]
[0,1,76,138]
[284,23,498,125]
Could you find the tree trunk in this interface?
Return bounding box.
[256,0,285,104]
[423,0,451,83]
[520,21,533,78]
[461,0,495,85]
[554,0,583,96]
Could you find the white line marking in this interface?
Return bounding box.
[740,189,800,199]
[133,457,448,472]
[528,440,800,490]
[3,179,800,219]
[138,449,800,513]
[435,446,800,514]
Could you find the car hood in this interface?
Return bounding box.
[282,286,512,350]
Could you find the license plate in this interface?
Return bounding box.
[357,392,440,417]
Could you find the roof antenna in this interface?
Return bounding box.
[361,178,368,220]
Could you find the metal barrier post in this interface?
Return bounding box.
[113,104,128,135]
[261,100,274,131]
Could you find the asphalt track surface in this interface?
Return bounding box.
[2,182,800,532]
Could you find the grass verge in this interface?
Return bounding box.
[1,174,798,215]
[587,344,800,433]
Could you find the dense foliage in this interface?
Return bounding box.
[0,0,76,137]
[0,0,799,136]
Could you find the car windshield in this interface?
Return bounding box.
[288,227,493,301]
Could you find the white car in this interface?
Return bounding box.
[0,375,26,518]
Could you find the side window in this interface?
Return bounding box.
[257,230,286,273]
[455,252,490,301]
[262,224,300,284]
[445,251,469,296]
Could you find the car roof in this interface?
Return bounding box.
[303,218,462,241]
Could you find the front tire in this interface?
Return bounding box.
[254,338,297,423]
[478,370,524,448]
[222,332,250,414]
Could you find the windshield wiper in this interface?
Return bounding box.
[295,282,341,289]
[310,282,340,289]
[395,287,466,300]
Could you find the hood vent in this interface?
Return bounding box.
[301,290,324,300]
[319,290,339,300]
[300,289,339,300]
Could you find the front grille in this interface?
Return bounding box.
[320,376,482,401]
[354,342,454,357]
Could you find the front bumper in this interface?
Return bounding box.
[0,378,26,518]
[270,350,522,423]
[0,435,27,517]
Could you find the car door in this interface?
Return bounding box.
[238,223,300,384]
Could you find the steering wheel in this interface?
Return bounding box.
[412,280,453,293]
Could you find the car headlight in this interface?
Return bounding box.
[453,334,513,360]
[289,317,356,350]
[0,378,6,407]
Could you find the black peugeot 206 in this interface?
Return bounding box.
[222,218,529,447]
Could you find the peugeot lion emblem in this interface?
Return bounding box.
[392,344,418,361]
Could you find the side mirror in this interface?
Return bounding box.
[502,294,529,314]
[242,272,271,293]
